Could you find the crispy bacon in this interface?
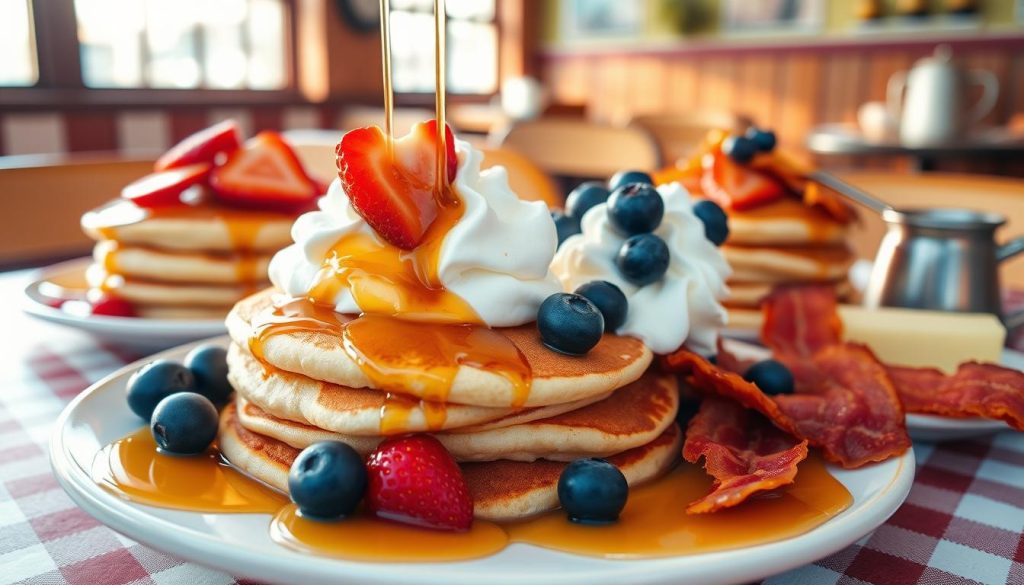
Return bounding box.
[762,285,843,357]
[714,337,756,375]
[664,349,801,438]
[889,362,1024,430]
[683,397,808,514]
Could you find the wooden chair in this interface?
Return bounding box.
[494,117,662,182]
[0,155,155,267]
[630,111,750,165]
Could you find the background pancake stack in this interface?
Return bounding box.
[81,201,298,319]
[721,197,855,329]
[218,289,682,521]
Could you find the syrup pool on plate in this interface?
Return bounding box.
[94,426,852,562]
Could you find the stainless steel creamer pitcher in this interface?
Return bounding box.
[864,208,1024,330]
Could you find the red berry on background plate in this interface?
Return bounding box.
[700,148,785,212]
[210,131,320,211]
[365,434,473,532]
[155,120,241,171]
[89,295,136,318]
[336,120,457,250]
[121,163,212,208]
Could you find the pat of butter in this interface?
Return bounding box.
[837,305,1006,374]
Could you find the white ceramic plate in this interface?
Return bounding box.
[51,338,915,585]
[22,257,225,352]
[722,339,1020,442]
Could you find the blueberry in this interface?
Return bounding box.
[608,170,653,191]
[557,458,628,524]
[692,200,730,246]
[126,360,196,421]
[565,181,609,220]
[607,183,664,236]
[537,293,604,356]
[575,280,628,332]
[722,135,757,164]
[745,127,777,152]
[184,345,232,405]
[150,392,218,454]
[288,441,368,519]
[616,233,670,286]
[743,359,795,395]
[552,211,581,248]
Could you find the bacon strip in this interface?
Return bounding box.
[762,284,843,357]
[683,397,808,514]
[889,362,1024,430]
[761,286,911,467]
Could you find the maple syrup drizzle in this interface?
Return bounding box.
[379,0,394,155]
[95,427,853,562]
[434,0,447,194]
[93,428,285,513]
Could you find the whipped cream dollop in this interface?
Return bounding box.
[268,138,562,327]
[551,183,731,355]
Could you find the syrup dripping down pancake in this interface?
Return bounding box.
[227,288,653,408]
[93,241,272,285]
[82,198,297,253]
[227,342,609,435]
[218,403,682,522]
[233,367,677,462]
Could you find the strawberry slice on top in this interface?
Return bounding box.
[700,147,786,212]
[155,120,241,172]
[336,120,458,250]
[210,131,320,211]
[121,162,212,208]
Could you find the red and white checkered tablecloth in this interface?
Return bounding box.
[2,271,1024,585]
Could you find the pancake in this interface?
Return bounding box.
[94,240,272,285]
[723,244,854,282]
[235,367,677,461]
[88,265,263,307]
[135,305,234,320]
[228,343,611,435]
[726,305,764,331]
[82,199,295,253]
[218,403,682,521]
[727,280,852,308]
[725,198,848,246]
[227,289,653,408]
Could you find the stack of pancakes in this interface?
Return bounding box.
[721,198,854,329]
[219,289,682,521]
[81,201,298,319]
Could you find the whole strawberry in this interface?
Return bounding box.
[365,434,473,531]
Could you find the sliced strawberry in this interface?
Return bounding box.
[121,163,212,208]
[700,148,786,211]
[365,434,473,531]
[155,120,241,171]
[210,131,320,211]
[89,294,136,317]
[336,121,458,250]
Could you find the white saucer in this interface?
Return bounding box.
[51,338,915,585]
[22,257,225,352]
[721,339,1021,443]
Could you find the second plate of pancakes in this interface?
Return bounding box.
[22,257,226,351]
[52,337,916,585]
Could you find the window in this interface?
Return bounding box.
[74,0,289,89]
[0,0,38,86]
[390,0,497,94]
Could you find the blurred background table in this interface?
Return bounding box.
[808,124,1024,172]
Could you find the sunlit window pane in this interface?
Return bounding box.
[0,0,37,86]
[75,0,288,90]
[390,0,497,95]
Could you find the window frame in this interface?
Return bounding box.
[387,1,501,101]
[0,0,303,109]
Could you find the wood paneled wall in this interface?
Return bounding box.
[540,36,1024,172]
